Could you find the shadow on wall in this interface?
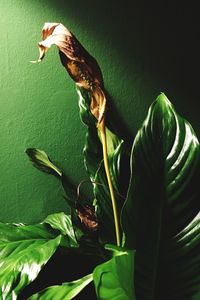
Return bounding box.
[49,0,199,136]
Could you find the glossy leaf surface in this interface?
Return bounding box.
[0,226,60,299]
[122,93,200,299]
[44,212,78,247]
[0,212,77,299]
[29,274,93,300]
[93,244,136,300]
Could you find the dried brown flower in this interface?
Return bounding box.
[35,22,106,124]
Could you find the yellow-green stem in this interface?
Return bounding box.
[98,119,121,246]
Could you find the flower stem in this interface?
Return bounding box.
[98,119,121,246]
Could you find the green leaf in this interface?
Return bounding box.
[26,148,62,178]
[28,274,93,300]
[0,212,79,298]
[77,87,96,128]
[78,86,103,181]
[44,212,78,247]
[93,244,136,300]
[122,93,200,299]
[26,146,103,253]
[25,148,78,207]
[0,223,61,299]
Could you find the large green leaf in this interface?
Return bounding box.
[122,93,200,299]
[28,274,93,300]
[93,244,136,300]
[0,212,77,299]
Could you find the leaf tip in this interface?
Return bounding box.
[156,92,172,108]
[25,147,35,156]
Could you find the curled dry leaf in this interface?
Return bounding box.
[76,203,98,235]
[35,22,106,124]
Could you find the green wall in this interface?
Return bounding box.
[0,0,199,223]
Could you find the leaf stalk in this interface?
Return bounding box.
[98,118,121,246]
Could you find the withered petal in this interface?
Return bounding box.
[76,204,98,233]
[38,23,72,61]
[36,22,106,124]
[91,88,106,124]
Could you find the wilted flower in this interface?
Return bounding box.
[35,22,106,124]
[76,203,98,236]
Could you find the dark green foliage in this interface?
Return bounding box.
[0,213,78,299]
[2,91,199,299]
[78,86,130,244]
[122,93,200,300]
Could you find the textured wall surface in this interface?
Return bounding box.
[0,0,199,223]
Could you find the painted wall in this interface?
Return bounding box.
[0,0,199,223]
